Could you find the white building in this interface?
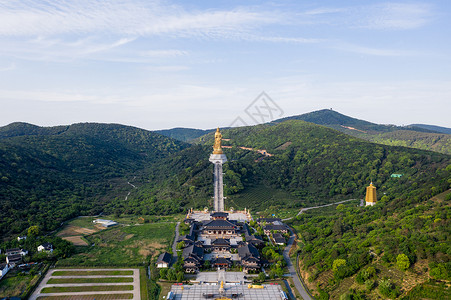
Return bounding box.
[0,263,10,279]
[37,243,53,253]
[93,219,118,228]
[156,252,172,268]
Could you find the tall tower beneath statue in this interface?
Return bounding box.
[365,182,377,206]
[209,128,227,211]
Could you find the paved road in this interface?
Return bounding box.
[282,198,358,221]
[283,279,296,300]
[283,230,313,300]
[30,268,140,300]
[172,221,181,263]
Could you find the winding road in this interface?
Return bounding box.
[282,198,358,221]
[283,229,313,300]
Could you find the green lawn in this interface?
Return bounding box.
[47,277,133,284]
[41,285,134,293]
[37,294,133,300]
[52,270,133,276]
[57,222,175,266]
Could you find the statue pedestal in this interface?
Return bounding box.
[209,154,227,164]
[210,154,227,212]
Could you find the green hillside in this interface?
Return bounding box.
[410,124,451,135]
[0,122,186,238]
[273,109,451,155]
[0,119,449,298]
[113,120,450,217]
[289,188,451,299]
[155,127,214,142]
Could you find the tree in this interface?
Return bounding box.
[258,272,266,282]
[396,254,410,271]
[204,260,211,269]
[167,269,176,281]
[27,225,40,237]
[159,268,168,279]
[176,271,185,282]
[332,259,346,272]
[176,241,186,250]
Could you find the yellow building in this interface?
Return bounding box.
[365,182,377,206]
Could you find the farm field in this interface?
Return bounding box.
[30,268,140,300]
[41,285,134,293]
[227,184,299,212]
[56,216,103,246]
[57,222,175,266]
[37,294,133,300]
[52,270,134,276]
[47,277,134,284]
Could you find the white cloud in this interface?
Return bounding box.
[359,3,432,30]
[298,2,433,30]
[140,49,188,57]
[333,43,419,57]
[0,0,274,38]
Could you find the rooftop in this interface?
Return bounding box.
[170,283,283,299]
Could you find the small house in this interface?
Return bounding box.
[273,233,286,245]
[37,243,53,253]
[17,236,27,242]
[156,252,172,268]
[6,254,22,265]
[263,224,288,235]
[5,248,27,256]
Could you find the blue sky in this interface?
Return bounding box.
[0,0,450,129]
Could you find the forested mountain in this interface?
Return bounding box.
[155,127,214,142]
[273,109,451,155]
[111,120,450,219]
[273,109,431,133]
[410,124,451,135]
[0,119,449,298]
[0,122,187,238]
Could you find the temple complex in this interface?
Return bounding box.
[168,127,290,299]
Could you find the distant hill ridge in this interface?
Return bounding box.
[155,109,451,155]
[410,123,451,135]
[272,109,438,133]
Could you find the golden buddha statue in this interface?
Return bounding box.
[213,127,223,154]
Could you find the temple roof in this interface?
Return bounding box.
[203,219,236,230]
[210,212,229,218]
[238,243,260,259]
[212,238,230,246]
